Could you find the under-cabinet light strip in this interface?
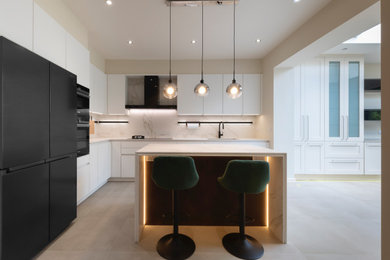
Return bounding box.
[94,121,129,124]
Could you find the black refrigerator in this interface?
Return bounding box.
[0,37,77,260]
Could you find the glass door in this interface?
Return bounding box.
[345,59,364,141]
[326,59,343,141]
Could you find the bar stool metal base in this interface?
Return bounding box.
[157,233,196,260]
[222,233,264,260]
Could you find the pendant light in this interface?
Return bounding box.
[194,0,210,96]
[226,0,242,99]
[163,0,177,99]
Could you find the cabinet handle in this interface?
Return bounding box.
[330,159,359,163]
[301,115,305,141]
[306,116,310,142]
[341,116,344,140]
[345,115,349,140]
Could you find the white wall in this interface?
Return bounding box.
[365,63,381,78]
[274,68,296,178]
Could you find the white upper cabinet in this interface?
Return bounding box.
[243,74,262,115]
[203,74,223,115]
[90,64,107,114]
[107,75,126,115]
[33,3,67,68]
[0,0,33,50]
[325,57,364,142]
[223,74,243,115]
[177,74,204,115]
[177,74,261,115]
[66,34,90,88]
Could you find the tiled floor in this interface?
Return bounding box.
[36,181,381,260]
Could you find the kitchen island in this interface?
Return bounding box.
[135,143,287,243]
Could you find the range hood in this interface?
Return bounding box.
[125,76,177,109]
[166,0,239,7]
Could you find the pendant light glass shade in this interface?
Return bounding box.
[226,80,242,99]
[194,0,209,97]
[194,80,210,96]
[163,80,177,99]
[164,0,177,100]
[226,0,242,99]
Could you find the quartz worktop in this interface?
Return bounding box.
[136,143,283,156]
[90,137,269,145]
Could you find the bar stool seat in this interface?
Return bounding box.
[218,160,270,260]
[152,156,199,260]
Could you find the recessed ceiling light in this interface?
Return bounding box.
[106,0,113,6]
[256,39,261,43]
[294,0,301,3]
[191,40,197,44]
[128,40,133,45]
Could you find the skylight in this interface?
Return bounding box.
[344,24,381,44]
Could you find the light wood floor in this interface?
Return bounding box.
[36,181,381,260]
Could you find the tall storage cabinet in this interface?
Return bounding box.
[325,57,364,142]
[294,56,365,176]
[294,59,325,174]
[324,57,364,174]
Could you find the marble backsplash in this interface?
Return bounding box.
[91,110,258,139]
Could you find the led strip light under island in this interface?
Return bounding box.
[134,143,287,244]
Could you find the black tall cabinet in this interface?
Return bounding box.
[0,37,77,260]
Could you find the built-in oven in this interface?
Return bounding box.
[76,84,90,157]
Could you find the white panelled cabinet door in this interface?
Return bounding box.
[302,59,325,142]
[121,155,135,178]
[107,75,126,115]
[0,0,33,50]
[33,3,66,68]
[177,75,204,115]
[223,74,243,115]
[303,142,324,174]
[89,144,99,192]
[203,75,223,115]
[66,34,90,88]
[242,74,261,115]
[111,142,121,177]
[365,143,381,175]
[90,64,108,114]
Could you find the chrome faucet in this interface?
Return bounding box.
[218,121,224,139]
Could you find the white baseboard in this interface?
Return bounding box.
[294,174,381,181]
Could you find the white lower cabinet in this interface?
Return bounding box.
[324,158,364,174]
[77,155,90,204]
[111,141,146,179]
[365,142,381,175]
[294,142,324,175]
[121,155,135,178]
[77,142,111,204]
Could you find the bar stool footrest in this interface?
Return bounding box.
[222,233,264,260]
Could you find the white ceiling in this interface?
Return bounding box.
[324,43,380,63]
[63,0,332,60]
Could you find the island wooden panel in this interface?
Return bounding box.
[145,156,267,226]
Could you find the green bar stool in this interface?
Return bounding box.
[218,160,270,260]
[152,156,199,260]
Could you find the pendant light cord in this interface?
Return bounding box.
[201,0,204,82]
[169,0,172,82]
[233,0,236,82]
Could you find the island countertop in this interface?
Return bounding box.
[136,143,285,156]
